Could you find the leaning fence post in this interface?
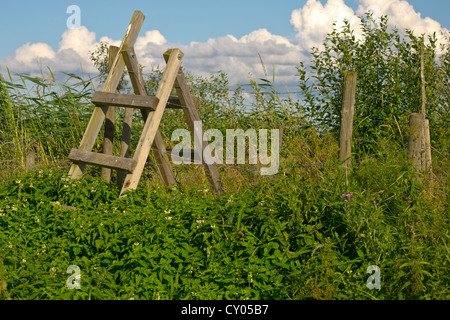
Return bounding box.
[408,113,425,180]
[339,71,357,171]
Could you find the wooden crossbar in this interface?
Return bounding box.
[92,92,159,110]
[69,149,136,172]
[92,92,184,110]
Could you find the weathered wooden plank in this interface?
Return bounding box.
[92,91,181,110]
[69,149,136,172]
[68,11,145,179]
[117,106,134,187]
[101,45,120,182]
[120,49,183,196]
[121,47,176,188]
[165,53,224,194]
[92,91,160,110]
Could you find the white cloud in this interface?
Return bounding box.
[356,0,445,37]
[11,42,56,65]
[290,0,361,50]
[0,0,448,88]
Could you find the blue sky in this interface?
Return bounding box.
[1,0,449,59]
[1,0,449,87]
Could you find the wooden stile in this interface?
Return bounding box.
[67,11,223,197]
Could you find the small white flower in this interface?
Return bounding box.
[165,216,173,220]
[22,259,26,263]
[11,206,17,211]
[15,180,21,184]
[164,209,171,214]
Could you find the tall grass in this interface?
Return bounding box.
[0,68,102,178]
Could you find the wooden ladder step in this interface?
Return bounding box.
[68,148,136,172]
[92,91,184,110]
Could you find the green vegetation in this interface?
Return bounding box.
[0,14,449,300]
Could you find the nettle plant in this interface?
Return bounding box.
[297,13,450,155]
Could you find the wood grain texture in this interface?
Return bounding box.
[69,149,136,172]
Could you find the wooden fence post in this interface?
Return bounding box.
[26,150,36,172]
[423,119,432,180]
[408,113,425,180]
[339,71,357,170]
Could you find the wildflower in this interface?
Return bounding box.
[164,209,171,214]
[133,242,140,246]
[165,216,173,220]
[11,206,17,211]
[22,259,26,263]
[342,192,354,203]
[15,180,21,184]
[8,242,12,248]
